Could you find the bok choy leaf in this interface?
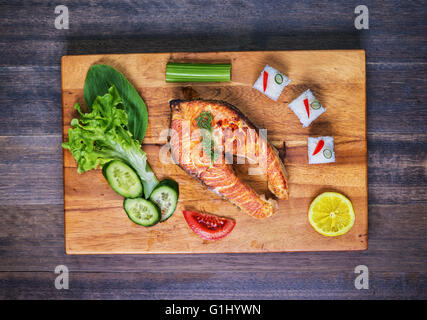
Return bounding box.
[84,64,149,143]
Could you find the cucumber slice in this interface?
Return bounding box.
[323,149,333,159]
[123,198,160,227]
[274,73,283,84]
[310,100,321,110]
[102,160,143,198]
[149,179,179,222]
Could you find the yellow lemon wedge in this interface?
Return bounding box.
[308,192,355,237]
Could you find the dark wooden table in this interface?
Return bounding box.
[0,0,426,299]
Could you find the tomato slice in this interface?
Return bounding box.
[183,210,236,241]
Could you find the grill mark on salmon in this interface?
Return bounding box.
[169,99,289,219]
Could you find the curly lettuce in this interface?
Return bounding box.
[62,85,158,198]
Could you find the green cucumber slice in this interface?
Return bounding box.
[274,73,283,84]
[123,198,160,227]
[149,179,179,222]
[323,149,333,159]
[102,160,143,198]
[310,100,321,110]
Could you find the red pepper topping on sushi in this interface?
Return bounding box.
[304,98,310,118]
[263,71,268,92]
[312,140,325,156]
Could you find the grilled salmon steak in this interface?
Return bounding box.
[169,99,289,219]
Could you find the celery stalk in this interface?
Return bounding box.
[165,63,231,82]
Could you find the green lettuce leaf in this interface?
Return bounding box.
[63,85,158,198]
[83,64,149,143]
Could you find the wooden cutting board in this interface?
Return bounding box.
[62,50,367,254]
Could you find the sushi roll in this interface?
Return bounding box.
[288,89,326,128]
[253,65,290,101]
[308,136,335,164]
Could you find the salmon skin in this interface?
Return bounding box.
[169,99,289,219]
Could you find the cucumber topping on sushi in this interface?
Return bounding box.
[123,198,160,227]
[102,160,143,198]
[274,73,284,84]
[149,179,179,222]
[323,149,333,159]
[310,100,321,110]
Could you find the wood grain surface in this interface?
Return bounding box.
[61,51,367,253]
[0,0,426,299]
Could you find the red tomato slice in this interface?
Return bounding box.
[183,210,236,241]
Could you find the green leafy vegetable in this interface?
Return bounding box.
[195,111,217,163]
[196,111,213,132]
[84,64,148,143]
[201,134,217,163]
[62,85,158,198]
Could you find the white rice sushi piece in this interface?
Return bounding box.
[253,65,290,101]
[308,136,335,164]
[288,89,326,128]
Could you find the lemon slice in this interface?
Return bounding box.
[308,192,355,237]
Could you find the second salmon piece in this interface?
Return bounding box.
[169,99,289,219]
